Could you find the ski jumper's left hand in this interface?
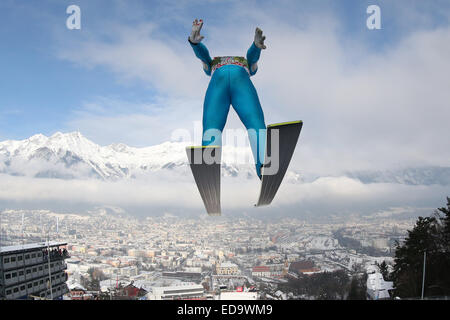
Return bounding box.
[254,27,266,49]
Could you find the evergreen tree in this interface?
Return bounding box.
[391,197,450,298]
[431,197,450,295]
[376,261,390,281]
[347,277,360,300]
[438,197,450,250]
[347,273,367,300]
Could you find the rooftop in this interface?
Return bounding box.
[252,266,270,272]
[0,241,67,255]
[218,262,238,268]
[367,272,394,291]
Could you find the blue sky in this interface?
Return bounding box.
[0,0,449,172]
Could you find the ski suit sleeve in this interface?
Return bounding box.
[246,42,262,76]
[189,39,213,76]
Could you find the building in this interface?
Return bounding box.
[67,282,90,300]
[147,283,205,300]
[0,241,70,300]
[119,266,138,277]
[372,238,389,250]
[252,263,287,278]
[289,260,320,275]
[220,291,258,300]
[115,282,148,300]
[216,262,239,275]
[162,271,202,281]
[100,279,127,293]
[366,272,394,300]
[252,266,271,278]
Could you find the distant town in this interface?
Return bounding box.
[0,209,414,300]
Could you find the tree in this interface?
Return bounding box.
[281,270,350,300]
[391,197,450,298]
[348,277,361,300]
[351,262,365,274]
[376,261,390,281]
[431,197,450,295]
[438,197,450,250]
[87,267,107,281]
[347,273,367,300]
[392,216,437,297]
[347,276,359,300]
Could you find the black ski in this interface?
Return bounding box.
[256,121,303,207]
[186,146,222,216]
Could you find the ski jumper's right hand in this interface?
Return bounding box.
[189,19,204,44]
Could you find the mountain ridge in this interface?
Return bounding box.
[0,132,449,185]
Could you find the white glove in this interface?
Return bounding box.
[254,27,266,49]
[189,19,205,44]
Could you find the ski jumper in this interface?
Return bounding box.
[189,40,267,178]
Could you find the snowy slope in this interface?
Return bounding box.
[346,167,450,186]
[0,132,266,180]
[0,132,448,185]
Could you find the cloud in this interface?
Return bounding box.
[0,172,200,212]
[58,22,208,99]
[0,173,447,218]
[65,96,204,146]
[253,20,450,175]
[55,2,450,178]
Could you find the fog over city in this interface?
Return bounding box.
[0,132,448,217]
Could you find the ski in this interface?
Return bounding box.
[186,146,222,216]
[256,121,303,207]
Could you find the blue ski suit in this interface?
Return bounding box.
[189,40,266,178]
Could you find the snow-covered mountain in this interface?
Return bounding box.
[0,132,269,180]
[347,167,450,186]
[0,132,448,185]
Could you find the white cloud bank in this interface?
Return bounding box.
[0,173,447,218]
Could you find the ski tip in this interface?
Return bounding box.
[186,145,221,150]
[208,212,221,216]
[267,120,303,128]
[255,202,270,208]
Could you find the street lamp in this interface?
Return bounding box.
[421,251,426,300]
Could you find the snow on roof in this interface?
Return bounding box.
[131,280,153,292]
[151,282,204,292]
[220,292,257,300]
[0,241,67,255]
[367,273,394,291]
[218,262,238,268]
[99,279,128,292]
[68,282,87,291]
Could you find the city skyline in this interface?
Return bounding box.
[0,207,413,300]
